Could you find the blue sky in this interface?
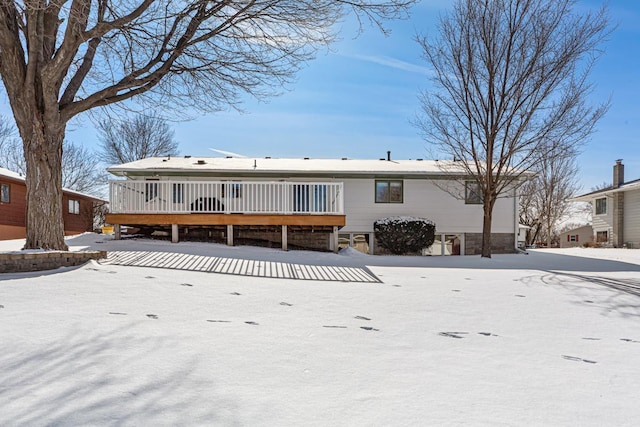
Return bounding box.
[1,0,638,192]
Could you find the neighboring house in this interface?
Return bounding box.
[571,160,640,248]
[105,156,525,255]
[0,167,106,240]
[559,224,593,248]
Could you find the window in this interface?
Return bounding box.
[222,182,242,199]
[569,235,578,242]
[595,197,607,215]
[68,199,80,214]
[292,184,327,212]
[172,183,184,203]
[1,184,9,203]
[145,181,158,202]
[465,181,483,204]
[596,231,608,243]
[375,180,403,203]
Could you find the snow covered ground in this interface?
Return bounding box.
[1,234,640,426]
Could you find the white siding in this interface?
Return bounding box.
[624,189,640,245]
[341,178,515,234]
[592,195,613,241]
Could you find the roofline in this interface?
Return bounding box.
[570,178,640,202]
[0,169,107,203]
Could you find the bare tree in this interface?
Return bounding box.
[0,114,15,154]
[518,146,581,247]
[1,136,106,195]
[98,114,178,165]
[415,0,610,257]
[0,1,415,250]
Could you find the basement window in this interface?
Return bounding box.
[1,184,9,203]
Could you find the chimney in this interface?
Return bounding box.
[613,159,624,188]
[386,151,391,161]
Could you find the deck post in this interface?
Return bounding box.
[114,224,121,240]
[171,224,179,243]
[227,224,234,246]
[332,226,339,253]
[282,225,288,251]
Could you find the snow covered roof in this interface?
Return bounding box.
[570,178,640,202]
[107,156,478,178]
[0,167,107,202]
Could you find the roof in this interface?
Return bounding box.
[107,156,531,179]
[570,178,640,202]
[0,167,107,202]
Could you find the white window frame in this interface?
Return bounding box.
[68,199,80,215]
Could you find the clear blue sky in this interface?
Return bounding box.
[1,0,638,192]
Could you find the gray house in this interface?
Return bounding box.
[571,161,640,248]
[559,224,593,248]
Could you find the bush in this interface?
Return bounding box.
[374,216,436,255]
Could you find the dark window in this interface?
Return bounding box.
[1,184,9,203]
[145,181,158,202]
[375,180,403,203]
[465,181,483,204]
[68,199,80,214]
[222,183,242,199]
[596,231,608,243]
[172,183,184,203]
[595,197,607,215]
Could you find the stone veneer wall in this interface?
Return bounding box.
[464,233,516,255]
[0,251,107,274]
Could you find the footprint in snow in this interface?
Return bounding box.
[146,314,158,319]
[360,326,380,331]
[562,355,597,364]
[279,302,293,306]
[145,276,155,279]
[582,337,601,341]
[323,325,347,329]
[109,312,127,315]
[392,285,402,287]
[207,320,231,323]
[245,321,259,325]
[354,315,371,321]
[515,295,526,298]
[584,300,594,303]
[478,332,498,337]
[439,332,468,339]
[452,289,461,292]
[180,283,193,287]
[621,338,640,343]
[0,304,4,309]
[230,292,241,296]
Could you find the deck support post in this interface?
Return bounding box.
[171,224,179,243]
[282,225,288,251]
[227,224,234,246]
[114,224,121,240]
[332,226,339,253]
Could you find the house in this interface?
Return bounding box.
[559,224,593,248]
[570,160,640,248]
[0,167,107,240]
[105,156,524,255]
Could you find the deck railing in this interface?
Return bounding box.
[109,180,344,215]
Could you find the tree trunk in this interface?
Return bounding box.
[481,198,495,258]
[22,119,67,250]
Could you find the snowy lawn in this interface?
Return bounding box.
[1,234,640,426]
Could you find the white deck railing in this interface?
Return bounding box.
[109,180,344,215]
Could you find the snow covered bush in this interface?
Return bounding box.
[374,217,436,255]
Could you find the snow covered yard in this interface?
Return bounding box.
[1,235,640,426]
